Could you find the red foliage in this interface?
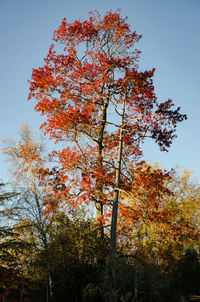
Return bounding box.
[28,10,186,226]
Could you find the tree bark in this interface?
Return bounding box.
[34,192,53,300]
[110,99,125,261]
[96,101,109,239]
[42,231,54,301]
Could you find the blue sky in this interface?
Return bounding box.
[0,0,200,181]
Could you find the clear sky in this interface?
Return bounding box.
[0,0,200,182]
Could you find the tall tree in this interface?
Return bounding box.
[28,10,186,261]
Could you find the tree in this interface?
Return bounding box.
[163,168,200,256]
[0,183,26,302]
[117,165,200,269]
[2,124,58,300]
[28,10,186,261]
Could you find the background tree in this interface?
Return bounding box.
[2,124,58,300]
[118,166,200,269]
[0,183,26,302]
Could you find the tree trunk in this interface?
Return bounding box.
[34,192,54,300]
[96,101,109,239]
[42,230,54,301]
[110,99,125,261]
